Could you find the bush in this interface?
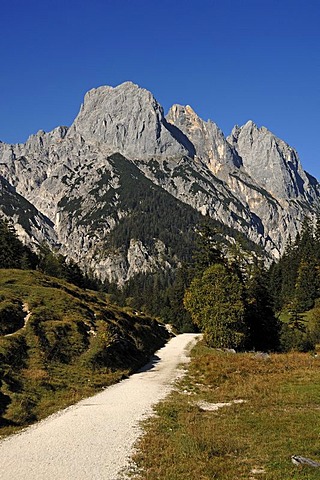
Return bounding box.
[0,300,24,335]
[279,323,315,352]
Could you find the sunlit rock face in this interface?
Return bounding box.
[68,81,194,160]
[166,104,240,177]
[227,121,319,201]
[0,81,319,284]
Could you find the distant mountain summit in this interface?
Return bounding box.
[68,82,195,159]
[227,120,319,200]
[166,104,240,176]
[0,81,319,284]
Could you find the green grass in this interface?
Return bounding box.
[0,269,169,437]
[131,341,320,479]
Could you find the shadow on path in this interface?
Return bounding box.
[136,355,161,373]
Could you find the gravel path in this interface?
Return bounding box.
[0,333,200,480]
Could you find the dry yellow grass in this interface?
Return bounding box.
[132,342,320,479]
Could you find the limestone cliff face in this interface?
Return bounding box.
[166,104,239,177]
[68,82,195,160]
[164,104,318,259]
[0,81,319,284]
[0,175,58,248]
[227,121,319,201]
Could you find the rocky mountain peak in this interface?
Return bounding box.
[67,81,193,160]
[166,104,240,176]
[0,81,319,285]
[167,104,203,128]
[228,121,261,143]
[227,122,315,200]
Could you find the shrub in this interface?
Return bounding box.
[279,323,315,352]
[0,300,24,335]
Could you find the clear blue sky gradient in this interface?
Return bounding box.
[1,0,319,177]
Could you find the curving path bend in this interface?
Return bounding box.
[0,333,200,480]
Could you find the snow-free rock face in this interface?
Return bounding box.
[0,175,58,248]
[68,82,195,159]
[227,121,319,201]
[166,104,240,176]
[0,81,319,284]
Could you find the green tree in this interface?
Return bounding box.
[245,263,280,351]
[279,299,314,352]
[165,265,194,332]
[278,239,300,308]
[64,259,86,288]
[267,224,317,313]
[0,216,37,270]
[294,260,317,311]
[279,323,314,352]
[184,263,247,349]
[268,261,283,312]
[299,216,315,261]
[307,303,320,344]
[192,222,224,275]
[0,217,25,268]
[37,244,65,278]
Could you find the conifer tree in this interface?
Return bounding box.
[268,261,283,311]
[0,217,28,269]
[280,238,300,308]
[166,265,194,332]
[294,260,317,311]
[245,262,280,351]
[192,222,224,275]
[299,216,315,261]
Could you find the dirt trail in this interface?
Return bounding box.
[4,303,32,337]
[0,333,200,480]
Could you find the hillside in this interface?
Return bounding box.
[0,269,169,434]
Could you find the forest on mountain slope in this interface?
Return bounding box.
[182,220,320,352]
[2,213,320,354]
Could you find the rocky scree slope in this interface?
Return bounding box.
[0,81,319,284]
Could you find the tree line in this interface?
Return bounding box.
[268,215,320,351]
[115,218,320,353]
[269,216,320,313]
[2,212,320,353]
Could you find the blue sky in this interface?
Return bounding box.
[1,0,319,177]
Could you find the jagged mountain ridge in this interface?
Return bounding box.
[0,81,319,284]
[227,121,318,201]
[0,175,58,247]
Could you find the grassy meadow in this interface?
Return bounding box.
[132,341,320,479]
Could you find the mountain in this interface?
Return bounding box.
[0,81,319,284]
[69,82,195,159]
[227,120,319,201]
[0,175,57,248]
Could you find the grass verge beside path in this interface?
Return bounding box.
[131,341,320,480]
